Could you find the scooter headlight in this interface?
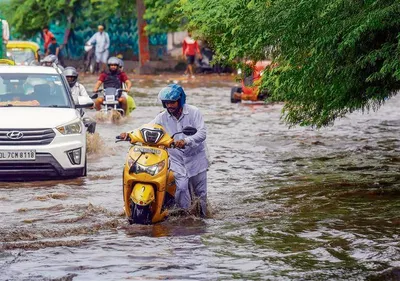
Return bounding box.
[128,159,165,176]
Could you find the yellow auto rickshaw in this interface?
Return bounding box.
[6,41,41,66]
[0,58,16,65]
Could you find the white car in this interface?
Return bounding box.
[0,66,94,180]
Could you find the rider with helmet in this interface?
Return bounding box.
[63,66,96,134]
[41,54,64,72]
[118,58,124,71]
[92,56,132,114]
[63,66,90,103]
[119,84,209,217]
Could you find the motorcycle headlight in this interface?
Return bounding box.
[56,120,82,135]
[128,159,165,176]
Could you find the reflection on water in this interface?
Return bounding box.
[1,75,400,280]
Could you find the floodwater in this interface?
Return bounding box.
[1,74,400,281]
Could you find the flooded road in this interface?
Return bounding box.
[1,74,400,280]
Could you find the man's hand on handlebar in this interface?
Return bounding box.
[119,132,128,140]
[174,139,186,149]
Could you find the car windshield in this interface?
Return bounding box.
[0,73,71,108]
[7,48,36,65]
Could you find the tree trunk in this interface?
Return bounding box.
[136,0,150,73]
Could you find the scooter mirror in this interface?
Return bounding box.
[182,126,197,136]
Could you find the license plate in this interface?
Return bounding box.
[0,150,36,161]
[133,147,161,154]
[105,95,115,102]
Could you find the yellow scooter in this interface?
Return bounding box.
[116,124,197,224]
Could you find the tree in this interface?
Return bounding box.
[144,0,183,34]
[1,0,135,38]
[146,0,400,128]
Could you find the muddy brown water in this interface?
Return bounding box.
[1,74,399,281]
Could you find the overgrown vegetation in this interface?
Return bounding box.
[0,0,135,38]
[146,0,400,127]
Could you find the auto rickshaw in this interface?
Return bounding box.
[0,58,16,65]
[6,41,41,66]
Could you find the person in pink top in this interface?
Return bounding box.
[182,31,202,78]
[42,26,54,53]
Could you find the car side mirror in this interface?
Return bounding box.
[76,96,94,108]
[182,126,197,136]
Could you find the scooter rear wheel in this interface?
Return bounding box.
[129,202,152,225]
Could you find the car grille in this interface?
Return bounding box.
[0,128,56,146]
[0,162,56,174]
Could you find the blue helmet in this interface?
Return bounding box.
[158,84,186,108]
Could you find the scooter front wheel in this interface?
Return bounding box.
[129,202,152,225]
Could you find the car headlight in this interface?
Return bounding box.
[128,159,165,176]
[56,120,82,135]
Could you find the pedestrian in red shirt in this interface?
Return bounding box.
[42,26,54,53]
[182,31,202,78]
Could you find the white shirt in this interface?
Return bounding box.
[87,32,110,53]
[70,82,89,104]
[151,104,208,177]
[2,20,9,42]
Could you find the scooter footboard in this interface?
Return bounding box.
[130,183,155,206]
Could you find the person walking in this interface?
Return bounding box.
[86,25,110,73]
[182,31,202,78]
[0,17,9,59]
[42,26,54,54]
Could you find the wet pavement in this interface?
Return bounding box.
[0,74,399,280]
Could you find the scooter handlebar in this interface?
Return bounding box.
[115,135,131,143]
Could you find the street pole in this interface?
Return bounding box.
[136,0,150,73]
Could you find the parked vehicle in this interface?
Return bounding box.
[231,60,272,103]
[116,124,197,224]
[0,66,94,180]
[0,58,15,66]
[6,41,41,66]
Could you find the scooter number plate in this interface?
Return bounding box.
[133,147,161,154]
[105,95,115,102]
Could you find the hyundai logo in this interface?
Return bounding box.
[6,131,24,140]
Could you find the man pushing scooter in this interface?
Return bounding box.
[119,84,208,217]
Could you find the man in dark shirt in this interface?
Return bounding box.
[92,56,132,114]
[46,37,64,66]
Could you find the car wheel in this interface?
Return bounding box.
[231,87,242,103]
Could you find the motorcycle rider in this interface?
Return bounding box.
[119,84,208,217]
[92,56,132,114]
[64,66,90,103]
[41,54,64,72]
[63,66,96,134]
[118,58,124,71]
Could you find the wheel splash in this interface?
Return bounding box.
[86,132,105,155]
[94,110,129,124]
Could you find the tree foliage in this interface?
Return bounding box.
[1,0,135,38]
[144,0,183,33]
[146,0,400,127]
